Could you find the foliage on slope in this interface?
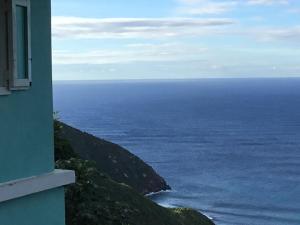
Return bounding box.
[57,121,170,195]
[54,120,215,225]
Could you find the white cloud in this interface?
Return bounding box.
[177,0,206,4]
[246,0,289,5]
[176,0,237,15]
[248,26,300,42]
[178,2,237,15]
[176,0,290,16]
[52,17,235,39]
[53,43,208,65]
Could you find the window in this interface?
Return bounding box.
[11,0,31,88]
[0,0,31,94]
[0,0,9,94]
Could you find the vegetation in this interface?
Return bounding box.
[54,120,78,161]
[57,121,170,195]
[54,120,215,225]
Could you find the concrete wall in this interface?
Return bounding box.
[0,0,54,183]
[0,188,65,225]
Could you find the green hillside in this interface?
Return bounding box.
[54,120,215,225]
[57,121,170,195]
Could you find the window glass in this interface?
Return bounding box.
[16,5,28,79]
[0,0,5,87]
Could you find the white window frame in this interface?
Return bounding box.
[0,87,10,95]
[0,0,31,95]
[0,0,10,95]
[9,0,32,90]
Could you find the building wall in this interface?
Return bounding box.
[0,188,65,225]
[0,0,54,183]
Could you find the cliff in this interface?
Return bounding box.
[56,158,214,225]
[54,120,215,225]
[58,121,170,195]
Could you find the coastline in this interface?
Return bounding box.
[58,121,171,195]
[147,190,214,223]
[55,120,216,225]
[145,189,173,197]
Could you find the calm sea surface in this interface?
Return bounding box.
[53,78,300,225]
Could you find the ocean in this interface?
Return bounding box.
[53,78,300,225]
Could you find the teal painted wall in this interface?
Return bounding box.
[0,0,54,183]
[0,188,65,225]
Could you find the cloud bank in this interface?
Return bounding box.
[176,0,291,16]
[52,17,235,39]
[53,43,208,65]
[246,0,289,5]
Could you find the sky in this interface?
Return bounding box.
[51,0,300,80]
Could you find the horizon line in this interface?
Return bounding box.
[52,76,300,82]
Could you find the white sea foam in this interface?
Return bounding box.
[145,189,173,197]
[203,213,214,221]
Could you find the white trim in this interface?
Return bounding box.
[0,1,9,91]
[10,0,32,89]
[0,170,75,203]
[9,85,29,91]
[0,87,11,95]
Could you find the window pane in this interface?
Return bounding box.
[16,5,28,79]
[0,1,5,86]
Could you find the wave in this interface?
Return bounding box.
[145,189,174,197]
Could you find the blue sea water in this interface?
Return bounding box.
[53,78,300,225]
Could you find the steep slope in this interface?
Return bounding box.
[56,158,215,225]
[54,121,215,225]
[58,121,170,195]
